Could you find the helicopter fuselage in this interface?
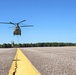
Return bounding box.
[13,24,21,35]
[0,20,33,36]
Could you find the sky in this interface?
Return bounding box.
[0,0,76,44]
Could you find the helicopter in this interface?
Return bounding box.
[0,20,33,36]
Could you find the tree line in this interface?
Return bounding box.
[0,42,76,48]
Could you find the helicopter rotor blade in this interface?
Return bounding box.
[20,25,33,27]
[0,22,15,25]
[18,20,26,24]
[0,22,11,24]
[9,22,16,25]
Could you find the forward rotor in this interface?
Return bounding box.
[20,25,33,27]
[0,20,26,26]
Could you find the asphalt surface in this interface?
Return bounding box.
[21,47,76,75]
[0,48,16,75]
[0,47,76,75]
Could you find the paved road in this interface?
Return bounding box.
[0,48,16,75]
[0,47,76,75]
[21,47,76,75]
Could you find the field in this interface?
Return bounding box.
[0,47,76,75]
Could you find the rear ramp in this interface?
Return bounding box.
[8,48,41,75]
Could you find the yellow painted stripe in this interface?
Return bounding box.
[8,48,41,75]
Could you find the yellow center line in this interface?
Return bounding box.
[8,48,41,75]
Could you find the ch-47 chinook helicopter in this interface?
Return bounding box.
[0,20,33,36]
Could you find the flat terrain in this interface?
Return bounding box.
[0,47,76,75]
[21,47,76,75]
[0,48,16,75]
